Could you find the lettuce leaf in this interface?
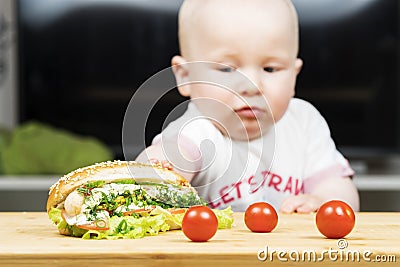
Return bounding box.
[150,206,234,230]
[48,206,234,240]
[150,206,185,230]
[82,214,170,240]
[213,206,234,229]
[48,208,87,237]
[49,207,170,239]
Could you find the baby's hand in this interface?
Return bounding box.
[149,158,173,171]
[280,194,323,214]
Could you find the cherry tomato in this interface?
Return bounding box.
[316,200,355,239]
[182,206,218,242]
[244,202,278,233]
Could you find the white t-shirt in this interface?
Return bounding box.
[152,98,354,211]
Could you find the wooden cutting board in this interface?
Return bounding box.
[0,212,399,266]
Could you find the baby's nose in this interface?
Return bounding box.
[237,68,262,96]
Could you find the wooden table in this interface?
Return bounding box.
[0,212,399,266]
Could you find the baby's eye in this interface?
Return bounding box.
[218,66,235,73]
[263,67,276,73]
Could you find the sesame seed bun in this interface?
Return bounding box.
[46,160,190,213]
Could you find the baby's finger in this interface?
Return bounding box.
[280,196,301,213]
[149,158,160,165]
[161,160,173,170]
[149,158,174,170]
[280,203,294,213]
[296,202,315,214]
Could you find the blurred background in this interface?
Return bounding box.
[0,0,399,211]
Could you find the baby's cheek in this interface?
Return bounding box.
[269,102,288,122]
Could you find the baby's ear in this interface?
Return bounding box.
[295,58,303,75]
[171,56,191,97]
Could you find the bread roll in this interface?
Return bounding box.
[47,160,190,213]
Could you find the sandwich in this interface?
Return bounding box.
[47,160,233,239]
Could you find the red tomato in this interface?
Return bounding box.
[316,200,355,239]
[182,206,218,242]
[244,202,278,233]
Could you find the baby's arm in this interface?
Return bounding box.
[135,140,200,183]
[280,176,359,213]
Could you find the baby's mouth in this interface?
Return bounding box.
[234,106,264,119]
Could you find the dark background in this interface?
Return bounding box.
[16,0,400,162]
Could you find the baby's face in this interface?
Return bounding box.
[175,0,302,141]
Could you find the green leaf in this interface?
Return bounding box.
[0,127,12,174]
[2,121,113,174]
[213,206,234,229]
[48,208,88,237]
[82,214,171,239]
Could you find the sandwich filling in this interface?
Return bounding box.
[49,179,234,239]
[61,179,205,226]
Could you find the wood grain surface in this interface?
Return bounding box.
[0,212,398,266]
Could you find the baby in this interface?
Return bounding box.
[136,0,359,213]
